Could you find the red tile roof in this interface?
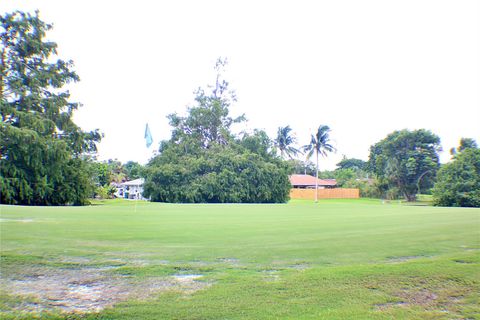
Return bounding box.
[289,174,337,187]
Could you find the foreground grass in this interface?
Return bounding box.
[0,199,479,319]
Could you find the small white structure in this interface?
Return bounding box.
[114,178,148,200]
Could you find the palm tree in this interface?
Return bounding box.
[303,125,336,202]
[274,126,302,159]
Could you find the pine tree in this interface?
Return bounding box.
[0,11,101,205]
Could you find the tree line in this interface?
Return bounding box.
[1,11,478,207]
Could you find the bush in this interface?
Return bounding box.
[433,148,480,207]
[342,179,383,198]
[95,185,117,200]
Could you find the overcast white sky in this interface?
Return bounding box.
[2,0,479,169]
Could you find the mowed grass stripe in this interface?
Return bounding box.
[1,200,477,264]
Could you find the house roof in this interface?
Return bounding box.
[289,174,337,187]
[121,178,145,186]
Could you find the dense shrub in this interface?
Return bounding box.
[144,141,291,203]
[433,148,480,207]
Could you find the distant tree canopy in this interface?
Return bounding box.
[124,161,144,180]
[0,11,101,205]
[89,160,144,199]
[90,160,144,187]
[368,129,441,201]
[143,59,291,203]
[336,157,367,171]
[433,139,480,207]
[450,137,478,156]
[289,159,316,176]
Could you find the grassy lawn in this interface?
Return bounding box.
[1,199,479,319]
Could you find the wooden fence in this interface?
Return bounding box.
[290,188,360,200]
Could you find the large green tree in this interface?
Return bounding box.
[433,139,480,207]
[0,11,101,205]
[303,125,335,202]
[143,59,291,203]
[368,129,440,202]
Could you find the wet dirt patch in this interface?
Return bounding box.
[460,245,480,251]
[261,270,280,282]
[371,276,476,317]
[453,259,474,264]
[216,257,240,265]
[374,301,407,310]
[0,265,210,315]
[171,274,210,294]
[287,263,310,271]
[59,256,93,264]
[386,256,424,263]
[373,290,438,311]
[0,218,35,223]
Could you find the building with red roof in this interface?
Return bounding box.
[289,174,337,189]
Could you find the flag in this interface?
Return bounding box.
[144,123,153,148]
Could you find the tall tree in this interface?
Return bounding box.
[303,125,336,202]
[167,58,245,150]
[144,59,291,203]
[274,125,301,159]
[368,129,441,201]
[0,11,101,205]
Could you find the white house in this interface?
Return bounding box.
[114,178,148,200]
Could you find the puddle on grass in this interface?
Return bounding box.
[172,274,203,282]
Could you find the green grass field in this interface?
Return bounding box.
[1,199,479,319]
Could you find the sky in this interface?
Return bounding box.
[2,0,479,170]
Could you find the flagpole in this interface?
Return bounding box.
[143,122,154,205]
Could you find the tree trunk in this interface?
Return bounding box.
[315,150,319,202]
[0,48,5,101]
[404,192,417,202]
[407,194,417,202]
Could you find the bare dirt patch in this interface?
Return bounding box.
[396,289,438,306]
[374,289,437,311]
[0,265,210,315]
